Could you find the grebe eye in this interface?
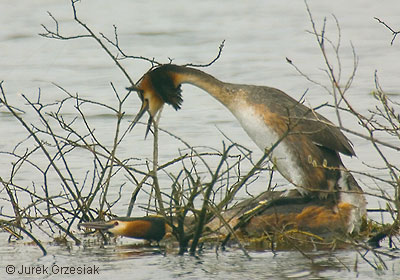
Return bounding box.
[114,221,119,226]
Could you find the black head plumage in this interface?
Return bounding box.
[148,65,183,111]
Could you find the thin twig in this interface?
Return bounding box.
[374,17,399,45]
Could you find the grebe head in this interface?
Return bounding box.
[79,216,167,242]
[127,64,183,136]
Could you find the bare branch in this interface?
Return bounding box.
[185,40,225,68]
[374,17,400,45]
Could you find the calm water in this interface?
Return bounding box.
[1,0,400,279]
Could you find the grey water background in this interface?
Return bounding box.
[0,0,399,279]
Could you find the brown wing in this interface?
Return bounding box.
[294,113,355,156]
[248,85,355,156]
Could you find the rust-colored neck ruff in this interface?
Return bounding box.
[145,64,232,109]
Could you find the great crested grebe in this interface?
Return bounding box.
[207,187,365,236]
[79,189,365,243]
[127,64,365,201]
[79,216,167,242]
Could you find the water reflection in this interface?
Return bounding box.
[0,235,398,279]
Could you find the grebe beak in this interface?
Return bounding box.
[126,85,152,137]
[130,99,149,131]
[78,220,115,231]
